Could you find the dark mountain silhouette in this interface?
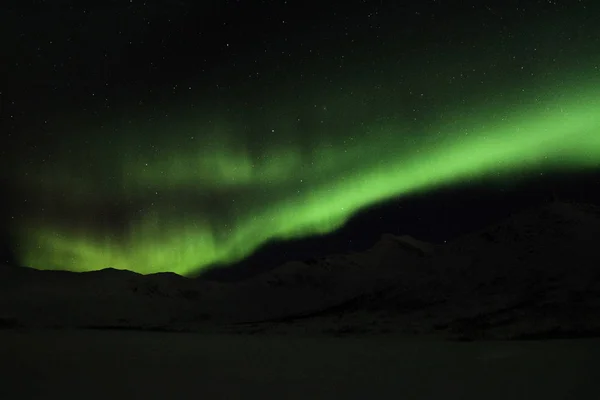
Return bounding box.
[1,200,599,340]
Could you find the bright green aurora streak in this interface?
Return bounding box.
[11,75,600,276]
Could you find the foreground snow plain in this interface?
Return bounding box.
[1,330,598,399]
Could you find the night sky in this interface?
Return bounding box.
[1,0,600,276]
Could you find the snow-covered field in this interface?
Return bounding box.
[1,330,598,399]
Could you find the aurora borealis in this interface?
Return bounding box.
[2,1,600,275]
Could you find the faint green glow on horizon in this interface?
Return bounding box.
[12,77,600,276]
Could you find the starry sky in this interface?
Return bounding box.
[1,0,600,276]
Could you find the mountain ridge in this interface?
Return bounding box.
[1,200,599,340]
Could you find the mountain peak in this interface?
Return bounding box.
[378,233,434,256]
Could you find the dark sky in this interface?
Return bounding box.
[1,0,600,276]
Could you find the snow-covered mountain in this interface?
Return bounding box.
[275,201,600,339]
[2,201,600,339]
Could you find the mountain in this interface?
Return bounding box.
[2,200,600,340]
[273,201,600,339]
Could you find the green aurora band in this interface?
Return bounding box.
[9,71,600,276]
